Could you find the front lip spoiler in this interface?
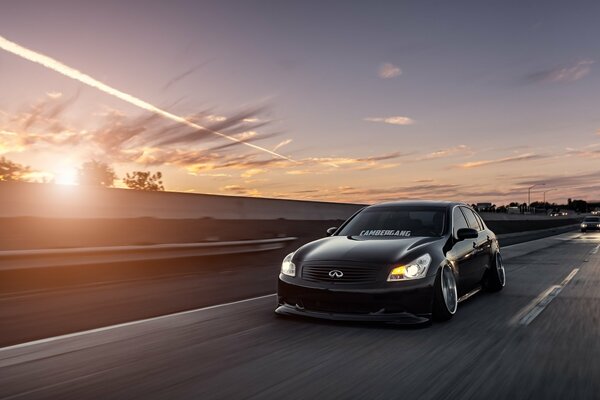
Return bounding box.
[275,303,430,325]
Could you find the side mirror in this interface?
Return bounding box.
[326,227,338,236]
[456,228,478,241]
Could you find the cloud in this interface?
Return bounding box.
[0,34,294,162]
[0,93,285,172]
[205,114,227,122]
[565,143,600,159]
[219,185,260,196]
[348,151,407,163]
[0,130,25,154]
[0,93,87,153]
[416,145,472,161]
[289,183,464,203]
[285,170,312,175]
[241,168,267,178]
[1,94,414,186]
[454,153,546,169]
[526,60,594,83]
[517,170,600,192]
[364,116,415,126]
[378,63,401,79]
[283,181,544,204]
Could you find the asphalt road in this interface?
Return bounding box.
[1,231,599,399]
[0,226,576,347]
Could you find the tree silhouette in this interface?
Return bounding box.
[123,171,164,191]
[78,160,116,187]
[0,157,31,182]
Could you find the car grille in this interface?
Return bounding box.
[301,263,380,284]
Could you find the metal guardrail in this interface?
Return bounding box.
[0,237,298,271]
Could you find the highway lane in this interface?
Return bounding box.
[0,248,295,347]
[1,232,599,399]
[0,228,578,347]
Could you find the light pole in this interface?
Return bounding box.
[528,183,545,212]
[542,189,555,204]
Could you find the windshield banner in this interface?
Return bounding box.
[359,230,412,237]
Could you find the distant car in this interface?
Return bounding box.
[581,216,600,233]
[275,201,505,324]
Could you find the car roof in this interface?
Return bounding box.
[367,200,466,209]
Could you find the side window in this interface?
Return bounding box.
[474,212,486,230]
[462,207,482,231]
[453,207,469,237]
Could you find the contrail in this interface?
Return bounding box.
[0,35,296,162]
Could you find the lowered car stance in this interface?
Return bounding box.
[275,201,505,324]
[581,216,600,232]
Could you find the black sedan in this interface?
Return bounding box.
[581,216,600,232]
[275,201,505,324]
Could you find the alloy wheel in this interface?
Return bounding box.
[441,266,457,314]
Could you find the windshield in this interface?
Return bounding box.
[584,217,600,222]
[337,206,447,238]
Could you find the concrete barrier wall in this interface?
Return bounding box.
[0,182,363,220]
[0,182,583,251]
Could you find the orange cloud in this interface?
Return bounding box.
[220,185,261,196]
[417,145,472,161]
[455,153,545,169]
[0,34,294,162]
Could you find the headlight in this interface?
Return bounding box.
[281,252,296,277]
[582,224,587,228]
[388,254,431,281]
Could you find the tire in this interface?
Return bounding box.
[433,265,457,321]
[485,252,506,292]
[581,230,586,233]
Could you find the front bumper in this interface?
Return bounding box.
[582,225,600,231]
[276,276,435,324]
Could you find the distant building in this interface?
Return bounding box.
[476,202,493,212]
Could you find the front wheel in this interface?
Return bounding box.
[484,252,505,292]
[433,265,457,321]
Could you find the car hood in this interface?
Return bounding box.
[295,235,444,265]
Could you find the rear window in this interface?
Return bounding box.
[337,206,447,238]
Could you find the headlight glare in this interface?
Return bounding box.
[582,223,587,228]
[281,252,296,277]
[388,253,431,281]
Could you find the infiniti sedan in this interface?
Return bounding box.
[276,201,505,324]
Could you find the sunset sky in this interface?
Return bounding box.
[1,0,599,204]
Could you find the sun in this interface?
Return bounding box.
[54,168,78,186]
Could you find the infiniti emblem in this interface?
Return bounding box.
[328,269,344,278]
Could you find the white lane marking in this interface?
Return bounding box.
[0,293,276,352]
[512,268,579,326]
